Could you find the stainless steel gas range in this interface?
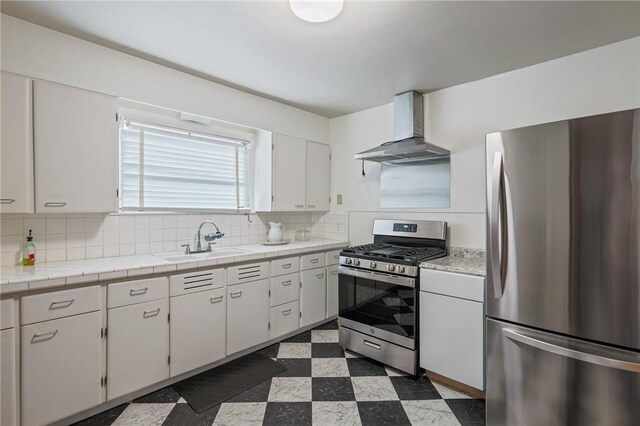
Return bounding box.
[337,219,448,375]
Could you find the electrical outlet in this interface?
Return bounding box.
[336,194,343,205]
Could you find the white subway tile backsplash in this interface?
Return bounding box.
[66,216,86,233]
[119,229,135,244]
[24,218,46,235]
[103,244,120,258]
[149,216,164,229]
[66,247,85,260]
[45,218,66,234]
[135,228,150,244]
[103,230,119,246]
[119,243,135,256]
[135,215,150,230]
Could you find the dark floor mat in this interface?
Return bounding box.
[173,353,286,413]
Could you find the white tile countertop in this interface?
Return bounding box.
[0,239,349,295]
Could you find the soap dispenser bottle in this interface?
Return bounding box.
[22,229,36,266]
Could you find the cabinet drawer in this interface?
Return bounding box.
[325,250,341,266]
[420,269,485,302]
[300,253,325,270]
[270,272,300,307]
[108,276,168,308]
[1,298,14,329]
[227,262,269,285]
[270,257,300,277]
[170,268,225,297]
[270,300,300,339]
[21,285,100,325]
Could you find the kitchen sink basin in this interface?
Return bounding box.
[156,248,252,262]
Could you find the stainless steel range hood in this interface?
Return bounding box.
[355,91,450,163]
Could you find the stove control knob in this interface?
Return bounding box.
[387,264,396,272]
[353,259,361,266]
[369,261,377,268]
[397,266,406,273]
[345,258,352,265]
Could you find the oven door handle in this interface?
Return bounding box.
[337,266,415,288]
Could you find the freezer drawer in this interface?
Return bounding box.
[487,319,640,426]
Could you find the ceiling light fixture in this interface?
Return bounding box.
[290,0,344,23]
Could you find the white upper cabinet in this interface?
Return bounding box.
[305,141,331,211]
[255,131,331,212]
[33,80,118,213]
[1,71,34,213]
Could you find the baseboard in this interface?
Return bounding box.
[424,370,486,399]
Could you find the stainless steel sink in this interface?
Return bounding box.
[156,248,252,262]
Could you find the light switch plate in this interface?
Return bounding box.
[336,194,343,205]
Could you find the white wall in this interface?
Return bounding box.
[330,37,640,247]
[0,14,329,142]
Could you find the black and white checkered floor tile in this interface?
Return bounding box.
[75,320,485,426]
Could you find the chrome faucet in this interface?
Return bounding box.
[189,221,225,254]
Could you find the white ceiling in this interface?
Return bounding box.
[2,1,639,118]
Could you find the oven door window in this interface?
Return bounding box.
[338,272,415,340]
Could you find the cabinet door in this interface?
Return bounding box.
[107,299,169,400]
[0,72,34,213]
[300,268,327,327]
[272,134,306,211]
[326,265,338,318]
[420,291,484,390]
[1,329,17,426]
[21,312,102,426]
[305,141,330,211]
[270,300,300,339]
[33,80,118,213]
[170,288,226,377]
[226,279,269,355]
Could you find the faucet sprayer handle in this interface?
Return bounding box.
[181,243,191,254]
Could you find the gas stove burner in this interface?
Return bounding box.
[342,244,444,263]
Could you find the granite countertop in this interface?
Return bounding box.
[0,239,349,296]
[420,247,486,277]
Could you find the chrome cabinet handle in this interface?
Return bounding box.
[143,308,160,318]
[49,299,75,310]
[130,287,148,296]
[44,202,67,207]
[316,273,325,279]
[364,340,381,350]
[294,204,304,208]
[31,330,58,343]
[282,263,292,269]
[210,296,224,303]
[0,199,15,204]
[504,328,640,372]
[282,308,292,316]
[310,258,319,264]
[330,270,338,275]
[489,151,504,299]
[230,291,243,298]
[307,204,316,208]
[282,280,292,286]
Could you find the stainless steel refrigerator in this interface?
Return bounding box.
[485,109,640,425]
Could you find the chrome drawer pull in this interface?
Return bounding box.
[294,204,304,208]
[282,263,292,269]
[143,308,160,318]
[0,199,15,204]
[31,330,58,343]
[316,273,325,279]
[364,340,381,350]
[44,202,67,207]
[310,258,319,263]
[282,280,292,286]
[230,291,243,298]
[307,204,316,208]
[49,299,75,310]
[331,270,338,275]
[210,296,224,304]
[130,287,148,296]
[282,308,292,316]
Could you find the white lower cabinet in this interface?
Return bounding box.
[1,328,17,426]
[226,279,269,355]
[170,288,226,377]
[107,299,169,400]
[326,265,338,317]
[420,291,484,390]
[300,267,327,327]
[21,311,102,426]
[270,300,300,339]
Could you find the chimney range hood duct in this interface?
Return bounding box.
[354,91,450,163]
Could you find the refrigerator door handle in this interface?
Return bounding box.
[504,328,640,373]
[489,151,504,298]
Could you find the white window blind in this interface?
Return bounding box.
[120,121,251,211]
